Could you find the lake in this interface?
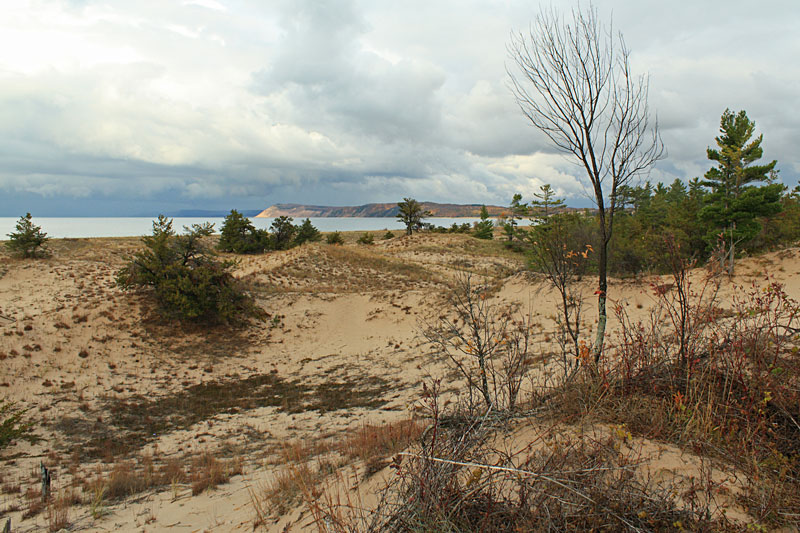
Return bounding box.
[0,216,514,239]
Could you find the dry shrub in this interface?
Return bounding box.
[160,457,186,485]
[306,382,728,532]
[86,453,189,503]
[280,439,326,463]
[97,460,151,501]
[424,272,537,412]
[551,243,800,529]
[22,487,43,519]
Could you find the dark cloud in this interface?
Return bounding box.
[0,0,797,215]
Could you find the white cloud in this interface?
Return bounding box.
[0,0,797,214]
[184,0,227,12]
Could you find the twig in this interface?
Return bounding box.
[397,452,644,531]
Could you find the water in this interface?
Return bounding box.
[0,216,513,239]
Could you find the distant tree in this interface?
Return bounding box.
[502,194,529,242]
[529,184,565,222]
[700,109,782,274]
[396,198,431,235]
[326,231,344,245]
[269,216,296,250]
[293,218,322,246]
[473,205,494,240]
[117,216,258,324]
[217,210,269,254]
[5,213,48,258]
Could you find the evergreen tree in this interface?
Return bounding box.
[326,231,344,245]
[700,109,782,273]
[473,205,494,240]
[5,213,48,258]
[293,218,322,246]
[0,398,33,449]
[269,216,296,250]
[218,210,269,254]
[396,198,431,235]
[502,193,529,242]
[117,216,257,323]
[529,184,565,222]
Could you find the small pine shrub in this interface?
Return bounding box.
[326,231,344,245]
[357,232,375,245]
[117,216,260,324]
[1,399,33,449]
[383,230,395,239]
[5,213,49,258]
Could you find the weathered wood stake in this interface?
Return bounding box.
[40,462,50,503]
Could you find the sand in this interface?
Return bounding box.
[1,233,798,531]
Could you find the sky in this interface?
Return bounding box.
[0,0,798,216]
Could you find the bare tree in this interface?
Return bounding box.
[508,4,664,361]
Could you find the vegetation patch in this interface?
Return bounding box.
[255,245,440,293]
[57,373,392,459]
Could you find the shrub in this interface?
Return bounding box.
[383,230,395,240]
[423,272,535,411]
[0,398,33,449]
[117,216,259,324]
[5,213,48,258]
[357,232,375,245]
[326,231,344,245]
[294,218,322,246]
[217,210,269,254]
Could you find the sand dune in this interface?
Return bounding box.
[1,234,798,531]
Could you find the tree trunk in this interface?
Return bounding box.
[728,222,736,276]
[478,356,491,409]
[593,235,608,363]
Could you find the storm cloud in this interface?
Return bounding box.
[0,0,797,215]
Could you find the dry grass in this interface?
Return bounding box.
[190,452,242,496]
[339,418,425,465]
[46,490,75,532]
[260,462,317,516]
[250,244,442,294]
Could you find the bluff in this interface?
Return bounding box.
[255,202,507,218]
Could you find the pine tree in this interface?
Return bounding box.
[5,213,48,258]
[117,216,257,323]
[294,218,322,246]
[502,193,529,242]
[700,109,782,273]
[473,205,494,240]
[218,210,269,254]
[269,216,296,250]
[529,184,565,222]
[396,198,431,236]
